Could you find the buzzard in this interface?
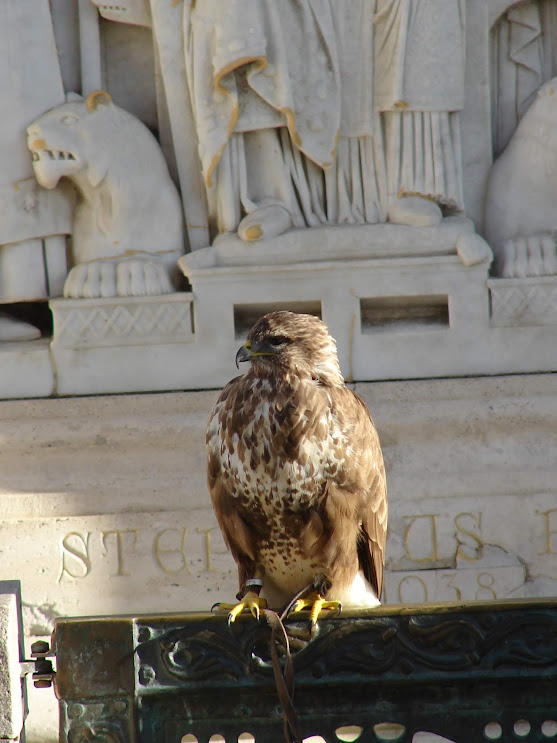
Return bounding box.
[206,311,387,624]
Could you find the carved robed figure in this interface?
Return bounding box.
[374,0,465,222]
[184,0,385,243]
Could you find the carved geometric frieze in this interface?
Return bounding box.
[50,293,194,349]
[489,277,557,327]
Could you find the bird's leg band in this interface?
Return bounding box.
[236,578,263,601]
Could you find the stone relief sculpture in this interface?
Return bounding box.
[4,0,557,397]
[27,91,184,298]
[486,1,557,278]
[374,0,466,227]
[0,0,73,341]
[95,0,471,249]
[490,0,557,158]
[485,2,557,331]
[485,76,557,278]
[180,0,472,245]
[184,0,384,244]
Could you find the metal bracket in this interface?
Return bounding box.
[20,640,56,689]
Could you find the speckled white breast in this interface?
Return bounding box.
[216,398,343,512]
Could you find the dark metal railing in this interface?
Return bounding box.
[51,598,557,743]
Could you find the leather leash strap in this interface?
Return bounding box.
[263,608,302,743]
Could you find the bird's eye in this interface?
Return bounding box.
[269,336,288,347]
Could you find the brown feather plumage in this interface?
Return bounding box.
[206,311,387,609]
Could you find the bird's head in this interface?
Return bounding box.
[236,311,343,386]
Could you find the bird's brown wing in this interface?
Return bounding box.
[206,381,259,587]
[327,387,388,599]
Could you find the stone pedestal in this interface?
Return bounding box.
[489,276,557,327]
[180,220,494,386]
[4,247,557,401]
[0,340,55,400]
[49,293,195,395]
[185,252,492,384]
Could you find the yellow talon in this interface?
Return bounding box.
[290,593,341,625]
[213,591,267,624]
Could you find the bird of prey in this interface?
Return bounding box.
[206,311,387,624]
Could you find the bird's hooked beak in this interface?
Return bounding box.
[235,341,253,369]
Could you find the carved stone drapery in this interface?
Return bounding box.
[490,0,557,157]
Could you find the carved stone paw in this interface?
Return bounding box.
[501,234,557,278]
[63,260,173,299]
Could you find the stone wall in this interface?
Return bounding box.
[2,375,555,739]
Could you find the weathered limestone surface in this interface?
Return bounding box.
[1,376,555,620]
[0,592,24,740]
[2,375,555,739]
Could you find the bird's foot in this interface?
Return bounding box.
[213,591,268,625]
[289,592,341,626]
